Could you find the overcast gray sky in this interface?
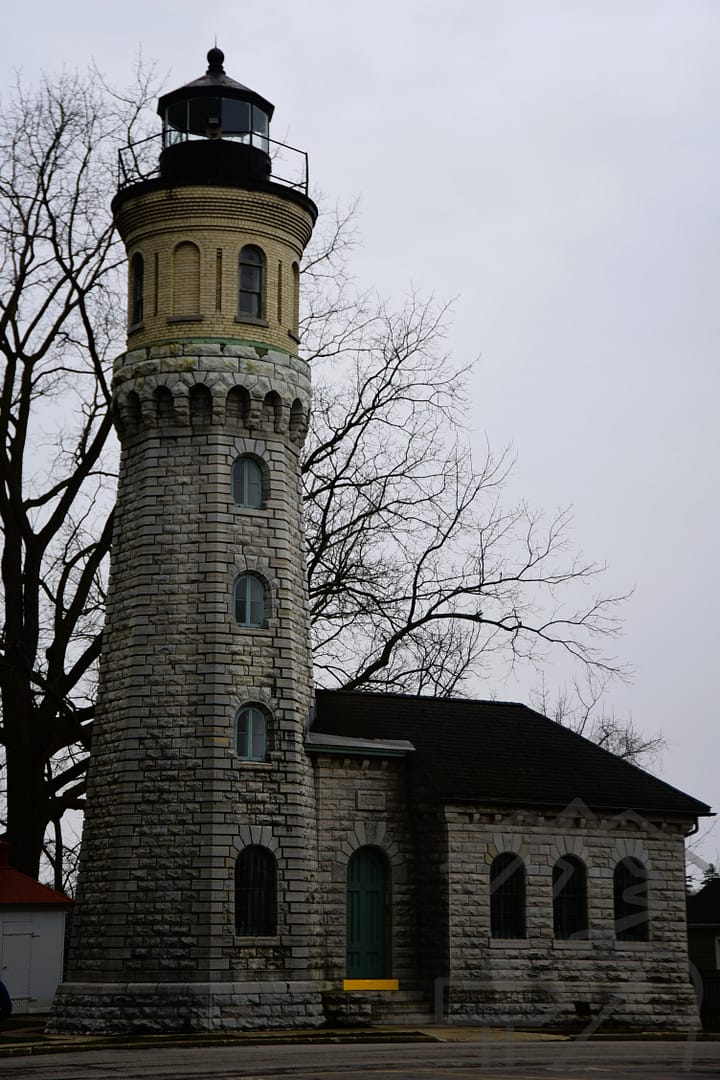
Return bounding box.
[2,1,718,867]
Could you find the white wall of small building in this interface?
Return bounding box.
[0,909,67,1012]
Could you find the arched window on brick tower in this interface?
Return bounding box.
[232,456,264,508]
[234,572,267,627]
[235,704,268,761]
[238,245,265,319]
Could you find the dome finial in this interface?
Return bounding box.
[207,45,225,75]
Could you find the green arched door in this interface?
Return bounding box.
[346,847,387,979]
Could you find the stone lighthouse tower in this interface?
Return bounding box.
[50,49,324,1032]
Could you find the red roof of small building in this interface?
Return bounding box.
[0,842,71,906]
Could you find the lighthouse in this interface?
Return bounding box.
[46,47,710,1038]
[49,48,325,1032]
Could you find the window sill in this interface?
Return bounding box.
[236,315,269,328]
[613,939,653,950]
[232,756,272,768]
[552,938,592,949]
[167,314,204,323]
[128,321,145,335]
[287,330,300,344]
[234,936,278,946]
[488,937,531,949]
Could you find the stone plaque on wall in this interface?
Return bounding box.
[356,791,386,811]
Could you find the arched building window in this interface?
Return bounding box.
[130,252,144,325]
[234,572,266,626]
[235,705,268,761]
[235,846,277,936]
[552,855,588,939]
[232,456,263,508]
[614,857,649,941]
[490,853,526,939]
[238,245,265,319]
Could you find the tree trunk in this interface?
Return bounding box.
[4,707,49,880]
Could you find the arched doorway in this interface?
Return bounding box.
[346,847,388,979]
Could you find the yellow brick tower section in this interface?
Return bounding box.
[117,184,311,355]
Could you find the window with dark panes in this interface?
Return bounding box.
[238,245,265,318]
[552,855,588,939]
[131,252,144,325]
[490,853,526,939]
[222,98,251,135]
[235,846,277,936]
[188,96,220,137]
[614,857,649,941]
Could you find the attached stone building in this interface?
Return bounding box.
[687,879,720,1019]
[48,49,710,1034]
[310,691,707,1028]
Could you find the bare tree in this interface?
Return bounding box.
[301,203,630,698]
[531,674,663,764]
[0,63,157,879]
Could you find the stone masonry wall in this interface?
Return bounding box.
[52,340,324,1031]
[313,755,417,986]
[445,804,699,1030]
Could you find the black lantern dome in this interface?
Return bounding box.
[157,48,275,182]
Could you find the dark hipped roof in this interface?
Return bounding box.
[312,690,711,819]
[687,879,720,926]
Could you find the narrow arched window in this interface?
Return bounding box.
[289,398,306,444]
[235,846,277,936]
[614,857,649,941]
[262,391,282,432]
[490,853,526,939]
[131,252,144,325]
[124,391,142,432]
[189,384,212,424]
[226,386,250,426]
[552,855,588,939]
[154,385,175,425]
[238,245,265,318]
[235,705,268,761]
[232,456,263,508]
[291,261,300,333]
[234,573,266,626]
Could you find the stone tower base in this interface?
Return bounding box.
[46,980,327,1034]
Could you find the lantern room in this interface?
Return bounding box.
[157,47,275,182]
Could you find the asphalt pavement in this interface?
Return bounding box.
[1,1025,720,1080]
